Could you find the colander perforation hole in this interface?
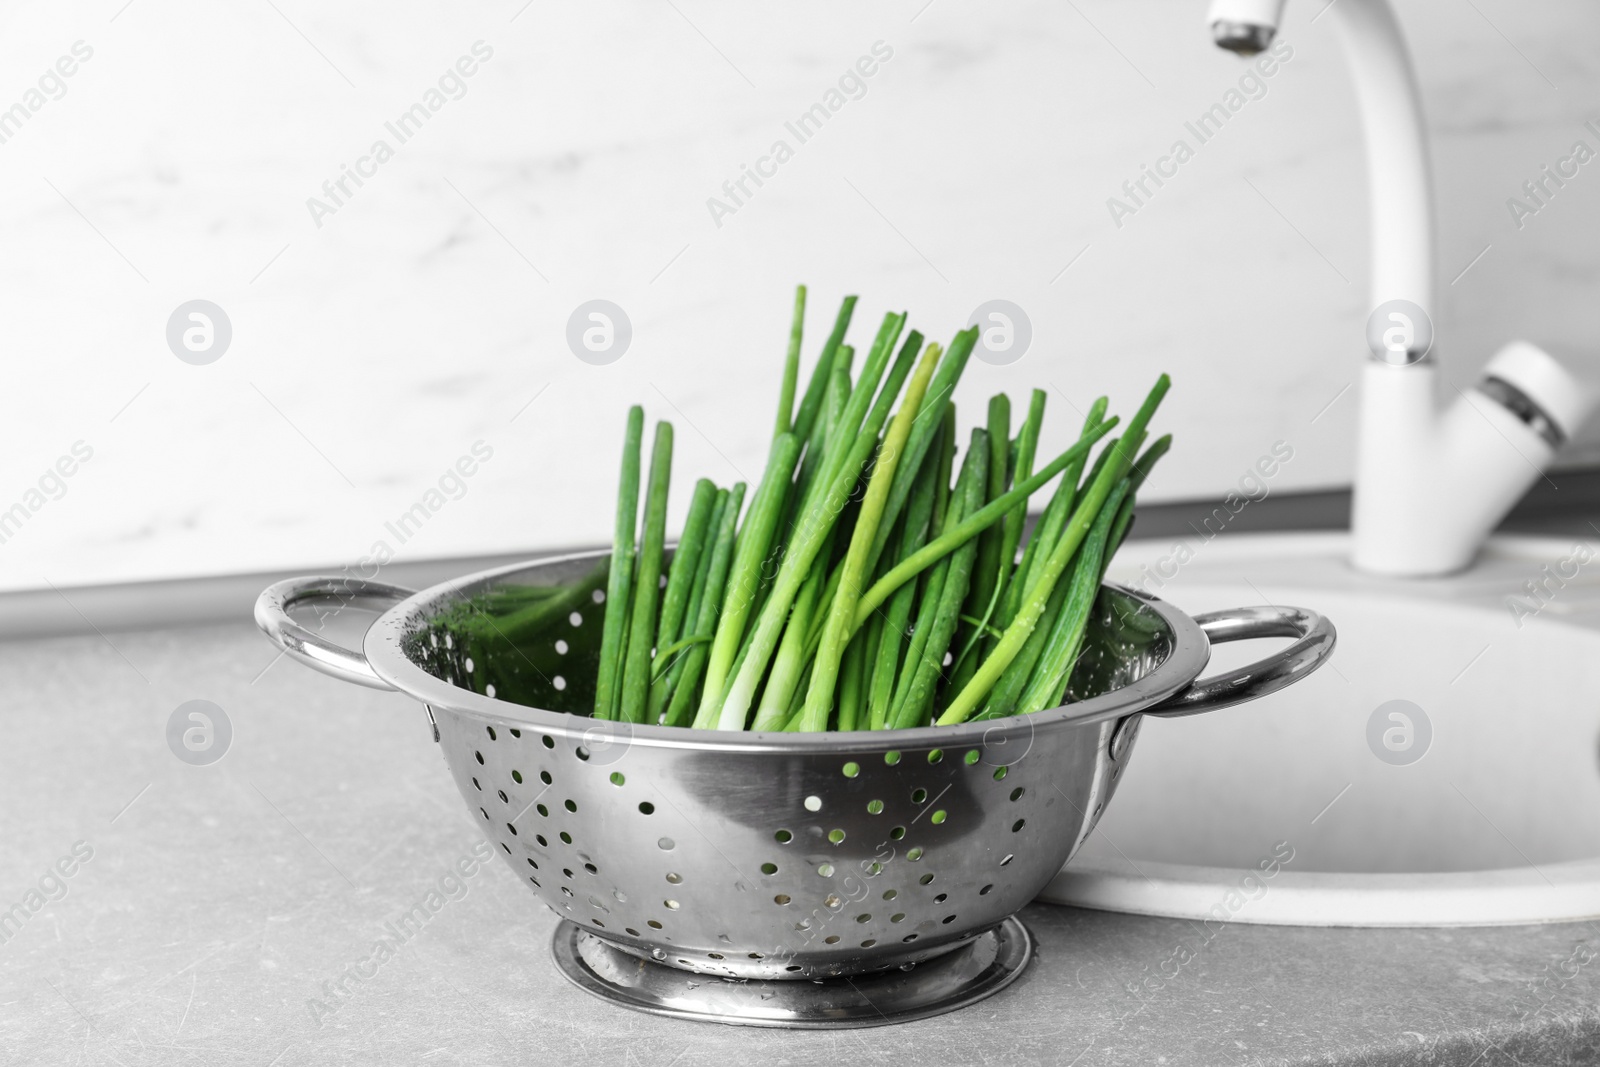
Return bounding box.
[626,927,640,936]
[774,829,792,844]
[472,778,481,791]
[842,761,860,778]
[609,772,625,786]
[664,899,680,910]
[803,795,822,812]
[907,847,923,861]
[639,802,655,815]
[666,872,682,884]
[575,747,590,761]
[760,862,777,875]
[884,751,901,766]
[536,834,548,847]
[824,894,842,909]
[774,895,791,906]
[559,832,572,844]
[1009,787,1025,802]
[993,765,1008,780]
[963,749,980,765]
[564,799,578,813]
[541,770,553,785]
[824,936,840,945]
[1000,854,1014,866]
[855,913,871,923]
[526,857,538,869]
[657,837,674,850]
[536,804,548,817]
[882,889,897,901]
[497,790,508,803]
[911,788,927,804]
[827,829,846,844]
[647,920,663,929]
[584,863,598,874]
[509,728,520,738]
[931,809,947,825]
[934,892,948,904]
[926,749,943,765]
[475,751,484,765]
[919,873,934,885]
[889,826,905,840]
[485,725,495,740]
[866,799,884,814]
[1012,819,1026,833]
[562,868,574,879]
[817,863,834,877]
[511,770,523,784]
[902,934,918,943]
[478,807,488,820]
[861,938,877,947]
[506,823,518,836]
[942,915,957,924]
[980,883,994,895]
[530,876,541,887]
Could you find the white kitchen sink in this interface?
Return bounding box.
[1041,532,1600,926]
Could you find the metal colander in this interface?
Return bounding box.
[257,548,1334,1026]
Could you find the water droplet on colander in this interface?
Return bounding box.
[651,948,666,960]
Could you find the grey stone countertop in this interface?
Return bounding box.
[3,620,1599,1066]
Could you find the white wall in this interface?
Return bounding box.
[1,0,1597,590]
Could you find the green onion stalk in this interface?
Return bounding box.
[937,374,1170,725]
[794,340,944,732]
[592,405,644,721]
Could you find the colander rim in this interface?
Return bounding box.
[361,548,1211,752]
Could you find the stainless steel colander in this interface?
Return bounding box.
[256,548,1334,1026]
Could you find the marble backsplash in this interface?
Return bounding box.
[1,0,1597,590]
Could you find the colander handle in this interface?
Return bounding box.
[254,576,417,691]
[1144,604,1335,717]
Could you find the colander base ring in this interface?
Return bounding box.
[551,916,1033,1028]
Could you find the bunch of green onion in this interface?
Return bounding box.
[589,287,1170,731]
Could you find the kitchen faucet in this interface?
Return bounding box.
[1206,0,1595,575]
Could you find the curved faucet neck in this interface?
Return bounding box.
[1326,0,1435,319]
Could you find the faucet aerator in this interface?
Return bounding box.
[1210,20,1276,55]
